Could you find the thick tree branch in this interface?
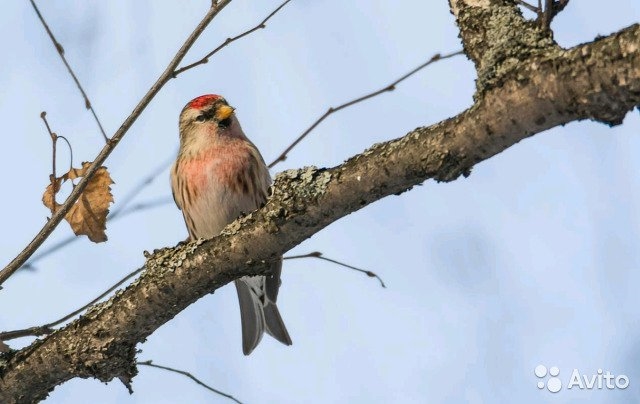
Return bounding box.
[450,0,557,94]
[0,17,638,404]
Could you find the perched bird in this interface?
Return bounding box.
[170,94,292,355]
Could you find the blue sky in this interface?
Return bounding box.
[0,1,639,403]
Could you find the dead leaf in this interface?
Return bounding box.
[42,162,114,243]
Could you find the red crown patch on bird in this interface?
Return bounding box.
[188,94,221,110]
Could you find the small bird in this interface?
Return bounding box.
[170,94,292,355]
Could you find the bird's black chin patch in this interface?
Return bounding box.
[218,118,232,129]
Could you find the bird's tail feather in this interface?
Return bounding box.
[235,279,264,355]
[264,302,292,346]
[235,277,292,355]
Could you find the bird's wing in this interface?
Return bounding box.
[170,160,183,211]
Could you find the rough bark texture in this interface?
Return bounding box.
[1,1,638,402]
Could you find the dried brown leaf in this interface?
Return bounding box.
[42,162,114,243]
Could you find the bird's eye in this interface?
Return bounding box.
[195,114,206,122]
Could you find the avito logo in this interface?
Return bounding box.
[535,365,630,393]
[567,369,629,390]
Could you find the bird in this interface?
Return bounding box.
[170,94,292,355]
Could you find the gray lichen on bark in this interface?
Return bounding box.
[453,0,558,96]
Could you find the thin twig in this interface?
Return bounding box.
[513,0,539,13]
[538,0,569,29]
[40,113,76,214]
[552,0,569,20]
[0,1,233,288]
[268,50,464,168]
[173,0,292,77]
[115,197,174,219]
[40,112,58,199]
[542,0,553,28]
[285,251,386,288]
[138,360,243,404]
[0,266,144,341]
[29,0,109,143]
[56,135,74,174]
[40,114,74,181]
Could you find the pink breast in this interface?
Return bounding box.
[181,143,252,197]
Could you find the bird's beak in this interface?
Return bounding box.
[215,105,235,121]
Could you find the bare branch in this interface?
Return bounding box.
[137,360,243,404]
[56,136,74,175]
[541,0,553,28]
[268,50,463,168]
[40,112,59,201]
[541,0,569,29]
[285,252,386,288]
[0,1,233,287]
[40,112,75,179]
[29,0,109,143]
[173,0,292,77]
[0,325,52,342]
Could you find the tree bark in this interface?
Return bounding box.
[1,1,638,402]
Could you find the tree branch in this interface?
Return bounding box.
[268,50,463,168]
[0,21,637,401]
[173,0,292,77]
[513,0,539,14]
[285,252,386,288]
[137,360,242,403]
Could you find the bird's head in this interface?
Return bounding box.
[179,94,241,142]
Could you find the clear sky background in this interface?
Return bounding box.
[0,1,639,403]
